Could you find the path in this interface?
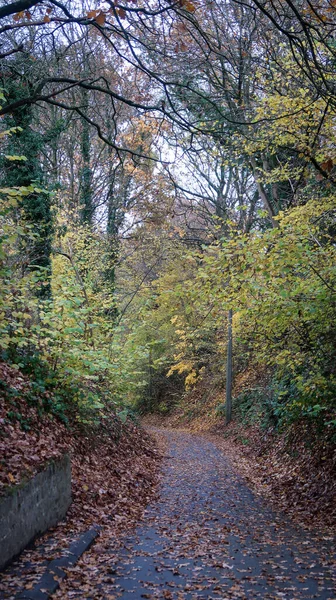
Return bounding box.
[79,428,335,599]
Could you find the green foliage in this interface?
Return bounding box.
[0,182,123,424]
[122,197,336,430]
[1,153,335,433]
[1,22,336,441]
[233,387,278,429]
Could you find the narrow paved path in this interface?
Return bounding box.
[93,429,335,599]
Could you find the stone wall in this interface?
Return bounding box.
[0,454,71,570]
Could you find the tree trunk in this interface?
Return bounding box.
[80,89,93,224]
[1,79,52,297]
[250,156,278,228]
[226,309,233,425]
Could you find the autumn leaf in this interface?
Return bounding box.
[117,8,127,19]
[95,12,106,26]
[13,11,25,21]
[180,0,196,12]
[320,158,333,172]
[184,1,196,12]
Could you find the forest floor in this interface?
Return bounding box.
[51,428,335,598]
[142,411,336,535]
[141,368,336,534]
[0,424,335,599]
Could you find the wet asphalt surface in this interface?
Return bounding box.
[100,429,335,599]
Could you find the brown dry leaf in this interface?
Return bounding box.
[184,1,196,12]
[13,11,25,21]
[117,8,127,19]
[95,12,106,25]
[321,158,333,172]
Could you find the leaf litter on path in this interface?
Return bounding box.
[53,428,335,599]
[0,403,162,599]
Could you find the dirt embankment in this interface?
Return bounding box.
[0,362,161,533]
[0,361,163,597]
